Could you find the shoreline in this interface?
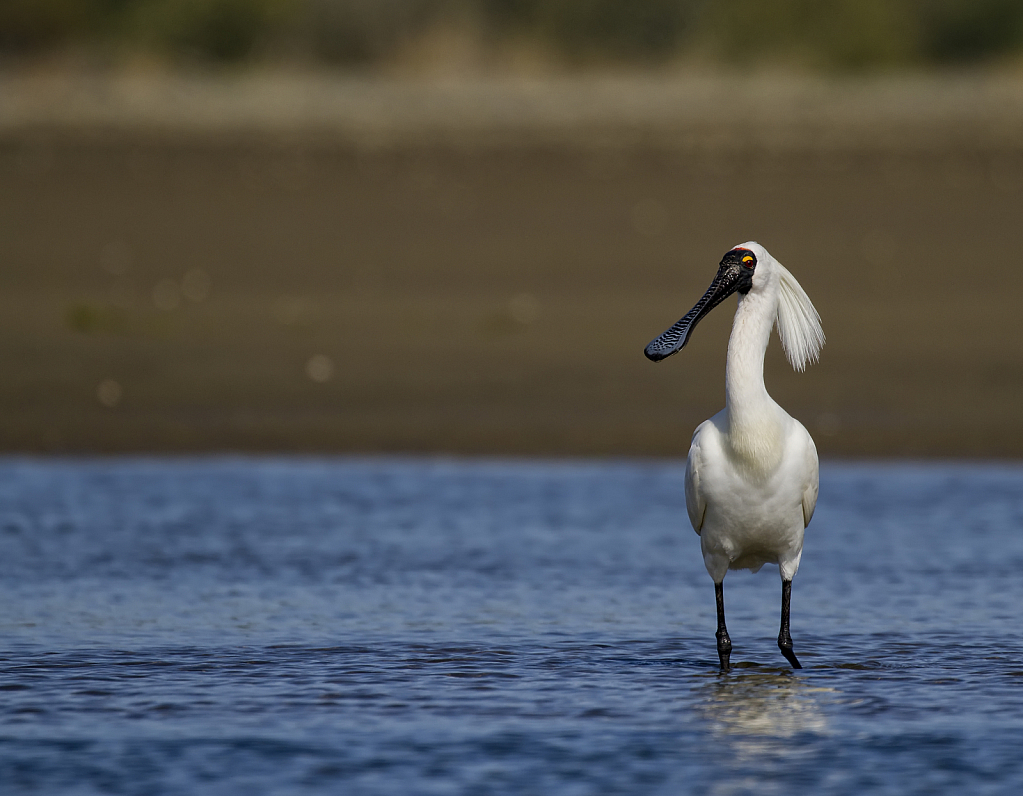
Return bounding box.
[4,71,1023,152]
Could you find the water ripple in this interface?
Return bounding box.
[0,458,1022,794]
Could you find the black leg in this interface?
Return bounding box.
[715,581,732,671]
[778,579,802,669]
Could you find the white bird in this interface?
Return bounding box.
[644,242,824,670]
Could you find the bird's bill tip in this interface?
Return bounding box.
[644,337,685,362]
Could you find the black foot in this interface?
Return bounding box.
[778,579,802,669]
[717,629,732,671]
[778,634,802,669]
[714,581,731,671]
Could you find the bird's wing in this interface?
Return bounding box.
[684,426,709,535]
[801,434,820,528]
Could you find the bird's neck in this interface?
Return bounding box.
[724,290,782,466]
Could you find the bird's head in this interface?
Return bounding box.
[643,241,770,362]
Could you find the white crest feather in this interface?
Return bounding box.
[773,261,824,371]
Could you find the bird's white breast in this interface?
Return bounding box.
[687,409,814,582]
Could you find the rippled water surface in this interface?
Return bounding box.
[1,458,1022,794]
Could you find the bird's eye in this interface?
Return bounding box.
[742,255,754,267]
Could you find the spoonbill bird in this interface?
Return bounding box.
[644,242,824,671]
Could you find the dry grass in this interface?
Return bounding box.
[3,73,1023,457]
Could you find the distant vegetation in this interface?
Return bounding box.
[3,0,1023,70]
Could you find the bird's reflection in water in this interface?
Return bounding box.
[698,668,832,759]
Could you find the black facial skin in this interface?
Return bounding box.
[643,248,757,362]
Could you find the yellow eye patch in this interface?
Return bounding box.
[742,255,754,263]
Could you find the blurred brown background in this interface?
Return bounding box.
[3,2,1023,457]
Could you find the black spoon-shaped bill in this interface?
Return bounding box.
[643,262,750,362]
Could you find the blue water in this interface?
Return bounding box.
[1,458,1022,794]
